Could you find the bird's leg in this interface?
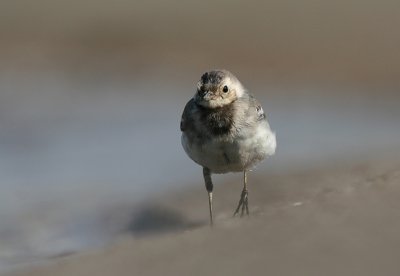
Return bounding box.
[234,170,249,217]
[203,167,214,226]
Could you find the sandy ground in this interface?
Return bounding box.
[5,155,400,276]
[1,2,400,275]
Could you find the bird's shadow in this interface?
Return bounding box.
[125,205,204,237]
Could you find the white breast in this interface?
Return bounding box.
[182,123,276,174]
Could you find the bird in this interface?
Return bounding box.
[180,69,276,225]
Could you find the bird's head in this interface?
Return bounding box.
[194,70,246,108]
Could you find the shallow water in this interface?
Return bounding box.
[0,72,399,271]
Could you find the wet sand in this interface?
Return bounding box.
[1,2,400,273]
[6,154,400,276]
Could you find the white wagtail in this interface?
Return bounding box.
[180,69,276,225]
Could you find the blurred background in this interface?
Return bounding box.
[1,0,399,271]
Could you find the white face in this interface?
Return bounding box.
[194,70,245,108]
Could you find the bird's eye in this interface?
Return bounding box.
[222,85,229,93]
[198,85,204,93]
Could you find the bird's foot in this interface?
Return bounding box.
[233,189,249,217]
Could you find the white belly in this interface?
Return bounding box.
[182,124,276,174]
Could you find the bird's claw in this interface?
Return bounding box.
[233,189,249,217]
